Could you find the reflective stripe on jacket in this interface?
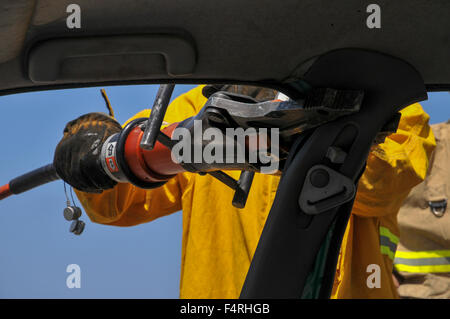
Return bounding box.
[380,226,399,260]
[75,85,435,298]
[395,250,450,273]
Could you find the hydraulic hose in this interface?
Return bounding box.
[0,164,59,200]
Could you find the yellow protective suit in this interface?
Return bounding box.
[75,85,436,298]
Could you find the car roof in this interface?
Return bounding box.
[1,0,449,96]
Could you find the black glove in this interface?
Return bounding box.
[53,112,122,193]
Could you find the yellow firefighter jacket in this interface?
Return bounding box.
[75,85,436,298]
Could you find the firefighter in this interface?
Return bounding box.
[393,120,450,298]
[53,85,436,298]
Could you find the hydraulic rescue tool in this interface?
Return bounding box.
[0,49,427,299]
[0,84,364,208]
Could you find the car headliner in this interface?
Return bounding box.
[1,0,449,97]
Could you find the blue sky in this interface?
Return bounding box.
[0,86,449,298]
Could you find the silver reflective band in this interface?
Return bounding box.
[394,256,450,266]
[394,250,450,273]
[100,133,128,183]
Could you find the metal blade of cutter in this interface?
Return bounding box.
[203,88,364,138]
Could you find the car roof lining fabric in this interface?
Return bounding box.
[0,0,449,96]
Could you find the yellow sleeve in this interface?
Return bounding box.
[75,85,207,226]
[352,103,436,217]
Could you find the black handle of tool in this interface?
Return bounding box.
[232,171,255,208]
[9,164,60,195]
[140,84,175,150]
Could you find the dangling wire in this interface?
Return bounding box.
[69,186,77,206]
[63,181,71,206]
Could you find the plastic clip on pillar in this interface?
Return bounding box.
[240,49,428,299]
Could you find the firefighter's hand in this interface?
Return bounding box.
[53,112,122,193]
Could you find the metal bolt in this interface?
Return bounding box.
[207,110,228,125]
[310,169,330,188]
